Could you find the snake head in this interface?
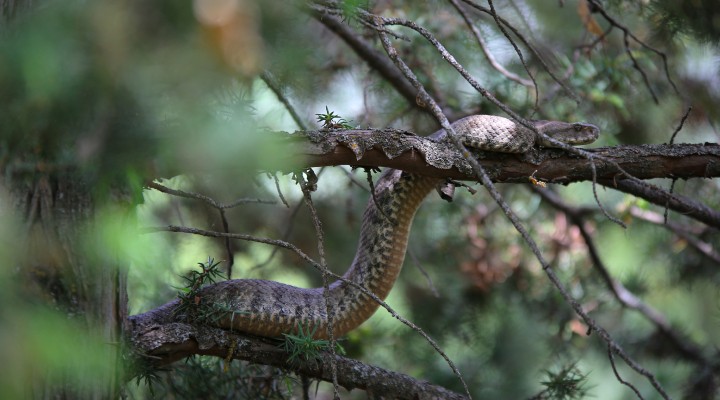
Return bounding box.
[533,120,600,148]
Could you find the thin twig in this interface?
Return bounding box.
[252,200,303,270]
[269,172,290,208]
[407,249,440,298]
[146,181,277,278]
[448,0,533,87]
[590,160,627,228]
[622,31,658,104]
[310,10,422,110]
[668,106,692,145]
[295,170,340,400]
[608,346,645,400]
[600,179,720,230]
[630,206,720,265]
[364,167,392,222]
[485,0,539,110]
[261,71,308,130]
[458,0,578,101]
[662,105,694,225]
[664,178,676,224]
[147,181,276,209]
[586,0,680,97]
[219,208,234,278]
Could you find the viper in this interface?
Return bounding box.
[144,115,599,339]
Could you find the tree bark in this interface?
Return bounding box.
[129,317,467,400]
[267,130,720,183]
[11,171,128,399]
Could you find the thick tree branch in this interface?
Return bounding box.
[261,129,720,231]
[269,129,720,183]
[128,320,466,400]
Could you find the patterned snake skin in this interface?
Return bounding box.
[198,115,599,338]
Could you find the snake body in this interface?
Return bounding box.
[196,115,599,338]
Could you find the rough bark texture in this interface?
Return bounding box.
[12,172,128,399]
[271,129,720,183]
[130,317,467,399]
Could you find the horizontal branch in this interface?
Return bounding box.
[129,318,466,400]
[599,178,720,229]
[270,129,720,184]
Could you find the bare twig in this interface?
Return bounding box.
[253,203,302,272]
[484,0,539,110]
[448,0,533,87]
[668,106,693,145]
[608,346,645,400]
[407,249,440,298]
[295,170,340,400]
[146,181,277,278]
[600,179,720,230]
[219,208,234,278]
[261,71,308,130]
[629,206,720,265]
[269,172,290,208]
[589,160,627,228]
[147,181,276,209]
[622,31,658,104]
[664,178,677,224]
[586,0,680,97]
[310,10,423,112]
[363,167,391,222]
[458,0,578,101]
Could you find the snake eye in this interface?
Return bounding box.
[573,124,583,132]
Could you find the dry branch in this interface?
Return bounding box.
[128,319,467,400]
[269,129,720,183]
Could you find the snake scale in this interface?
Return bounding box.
[148,115,599,339]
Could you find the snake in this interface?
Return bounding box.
[144,115,599,339]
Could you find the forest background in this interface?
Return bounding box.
[1,0,719,399]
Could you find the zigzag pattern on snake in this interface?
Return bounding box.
[156,115,599,339]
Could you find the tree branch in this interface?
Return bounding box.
[128,319,467,400]
[599,178,720,229]
[268,129,720,183]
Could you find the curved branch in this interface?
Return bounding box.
[128,320,467,400]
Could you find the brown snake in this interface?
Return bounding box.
[147,115,599,339]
